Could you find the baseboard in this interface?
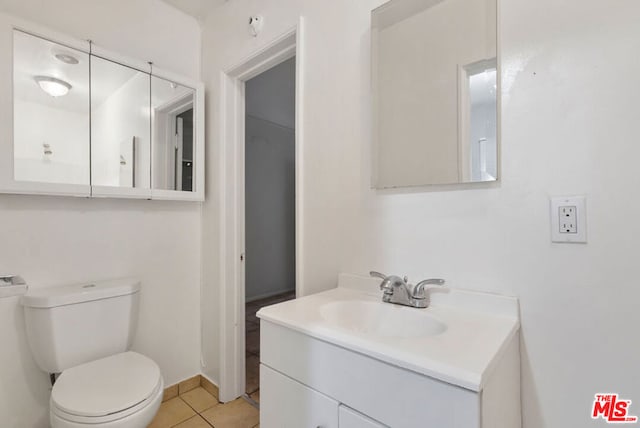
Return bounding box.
[162,374,220,403]
[246,287,295,303]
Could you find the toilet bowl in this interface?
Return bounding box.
[49,352,163,428]
[20,279,163,428]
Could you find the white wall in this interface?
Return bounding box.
[201,0,640,426]
[0,3,202,427]
[14,100,89,185]
[245,116,295,302]
[245,57,297,129]
[0,0,200,80]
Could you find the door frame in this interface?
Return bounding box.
[154,96,193,190]
[217,19,305,402]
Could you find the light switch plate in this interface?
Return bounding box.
[550,196,587,243]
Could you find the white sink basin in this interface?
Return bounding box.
[319,300,447,338]
[258,276,520,391]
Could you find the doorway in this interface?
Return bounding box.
[217,22,304,403]
[244,57,297,399]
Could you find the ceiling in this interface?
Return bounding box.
[161,0,227,22]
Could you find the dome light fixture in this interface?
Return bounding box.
[34,76,72,97]
[54,52,79,65]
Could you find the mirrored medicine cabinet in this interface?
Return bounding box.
[2,23,204,201]
[371,0,499,189]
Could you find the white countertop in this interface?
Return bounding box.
[257,273,520,392]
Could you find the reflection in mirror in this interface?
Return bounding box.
[464,60,497,182]
[13,30,90,185]
[91,56,150,189]
[151,76,195,192]
[372,0,498,188]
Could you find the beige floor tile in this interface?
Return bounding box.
[249,390,260,403]
[181,387,219,413]
[173,415,213,428]
[246,354,260,394]
[201,398,259,428]
[148,397,196,428]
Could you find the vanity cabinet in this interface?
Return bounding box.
[261,365,339,428]
[0,14,204,201]
[339,406,386,428]
[262,363,388,428]
[260,319,520,428]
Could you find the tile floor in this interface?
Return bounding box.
[148,385,261,428]
[148,290,294,428]
[245,291,295,395]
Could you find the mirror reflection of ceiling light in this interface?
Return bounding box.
[54,52,79,65]
[34,76,72,97]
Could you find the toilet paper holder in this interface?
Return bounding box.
[0,275,28,298]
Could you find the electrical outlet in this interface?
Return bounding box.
[559,206,577,233]
[551,196,586,243]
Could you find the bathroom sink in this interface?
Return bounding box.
[319,300,446,338]
[258,274,520,391]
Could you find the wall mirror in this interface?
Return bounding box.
[90,55,151,192]
[8,25,204,200]
[371,0,498,188]
[13,30,90,186]
[151,76,196,193]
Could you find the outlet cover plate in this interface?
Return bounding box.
[550,196,587,243]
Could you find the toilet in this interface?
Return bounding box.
[21,278,163,428]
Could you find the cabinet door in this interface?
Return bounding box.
[5,27,91,196]
[261,364,339,428]
[150,74,204,201]
[339,406,387,428]
[90,55,151,198]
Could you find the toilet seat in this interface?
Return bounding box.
[51,351,162,424]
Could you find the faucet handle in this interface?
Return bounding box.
[369,271,387,280]
[370,271,388,291]
[412,278,446,299]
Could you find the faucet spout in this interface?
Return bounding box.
[370,271,446,308]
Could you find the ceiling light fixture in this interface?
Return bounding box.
[54,52,79,65]
[34,76,72,97]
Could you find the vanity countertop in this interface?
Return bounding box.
[257,273,519,392]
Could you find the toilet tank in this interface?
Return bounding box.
[21,278,140,374]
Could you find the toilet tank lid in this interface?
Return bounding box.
[20,278,140,308]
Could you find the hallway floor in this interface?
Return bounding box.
[245,291,296,395]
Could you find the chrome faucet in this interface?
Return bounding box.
[370,271,445,308]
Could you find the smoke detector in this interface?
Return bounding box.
[248,15,264,37]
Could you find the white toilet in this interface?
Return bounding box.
[21,278,164,428]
